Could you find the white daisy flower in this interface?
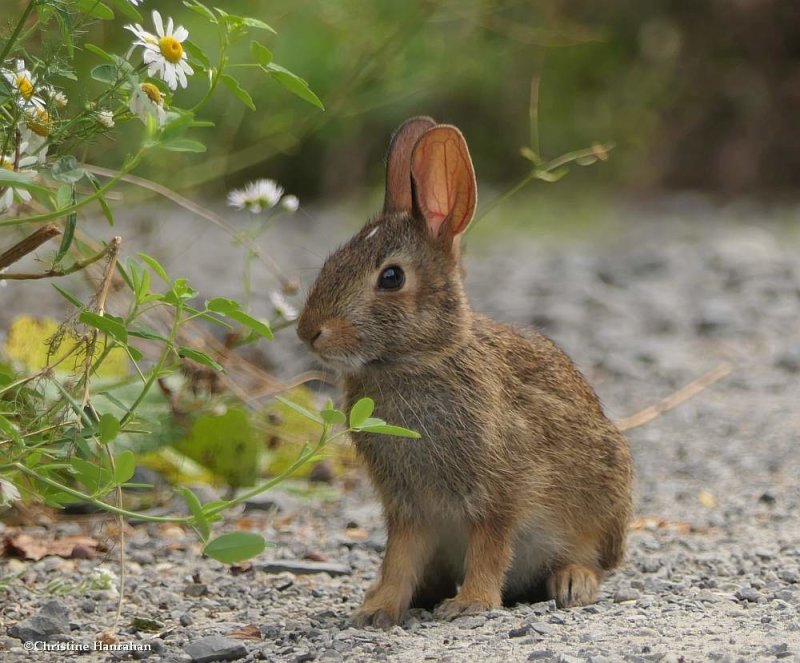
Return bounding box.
[125,11,193,90]
[0,142,39,213]
[1,59,45,110]
[227,179,284,214]
[97,110,115,128]
[280,194,299,213]
[129,82,168,126]
[269,291,298,321]
[18,107,50,164]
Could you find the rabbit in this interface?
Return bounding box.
[296,116,633,627]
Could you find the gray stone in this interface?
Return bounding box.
[179,613,193,627]
[257,560,351,577]
[8,600,71,642]
[528,651,555,661]
[614,588,642,603]
[735,587,764,603]
[528,622,555,636]
[184,635,248,663]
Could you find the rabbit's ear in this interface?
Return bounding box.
[411,125,477,242]
[384,116,437,214]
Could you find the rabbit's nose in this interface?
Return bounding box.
[297,314,323,347]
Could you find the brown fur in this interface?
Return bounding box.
[296,118,633,627]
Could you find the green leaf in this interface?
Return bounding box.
[97,413,120,444]
[105,0,143,22]
[349,397,374,429]
[126,346,143,362]
[55,185,71,209]
[170,278,199,301]
[183,0,217,22]
[138,253,171,283]
[357,423,421,438]
[51,156,86,184]
[76,0,114,19]
[114,450,136,484]
[320,408,346,425]
[220,74,256,111]
[203,532,266,563]
[241,16,275,33]
[79,311,128,344]
[266,64,324,110]
[183,40,210,70]
[87,173,114,226]
[275,396,323,425]
[206,297,239,314]
[70,457,111,492]
[54,188,76,264]
[250,41,272,66]
[160,138,207,153]
[52,284,83,308]
[226,310,272,339]
[127,327,168,343]
[90,63,118,84]
[178,347,224,372]
[177,486,210,541]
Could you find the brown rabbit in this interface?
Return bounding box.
[297,117,633,627]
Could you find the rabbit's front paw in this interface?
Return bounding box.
[434,596,495,621]
[546,563,600,608]
[351,601,405,629]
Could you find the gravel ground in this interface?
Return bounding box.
[1,197,800,661]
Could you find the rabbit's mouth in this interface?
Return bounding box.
[316,351,371,373]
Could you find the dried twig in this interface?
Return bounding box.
[1,238,117,280]
[615,362,733,432]
[0,224,61,271]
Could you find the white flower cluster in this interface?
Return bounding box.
[0,57,59,212]
[227,179,300,215]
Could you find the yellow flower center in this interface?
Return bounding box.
[140,82,162,104]
[158,36,183,64]
[15,74,34,99]
[1,159,14,171]
[26,108,50,137]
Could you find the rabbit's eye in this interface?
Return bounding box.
[377,265,405,291]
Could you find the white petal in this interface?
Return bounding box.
[146,61,162,77]
[152,10,164,37]
[166,16,174,36]
[176,66,187,89]
[180,60,194,76]
[164,66,178,90]
[173,26,188,42]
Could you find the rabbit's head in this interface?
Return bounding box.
[297,117,478,373]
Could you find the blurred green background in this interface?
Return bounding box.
[28,0,800,201]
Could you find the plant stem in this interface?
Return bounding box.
[0,0,36,65]
[0,149,145,228]
[10,463,192,523]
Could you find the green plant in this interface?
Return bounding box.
[0,0,416,579]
